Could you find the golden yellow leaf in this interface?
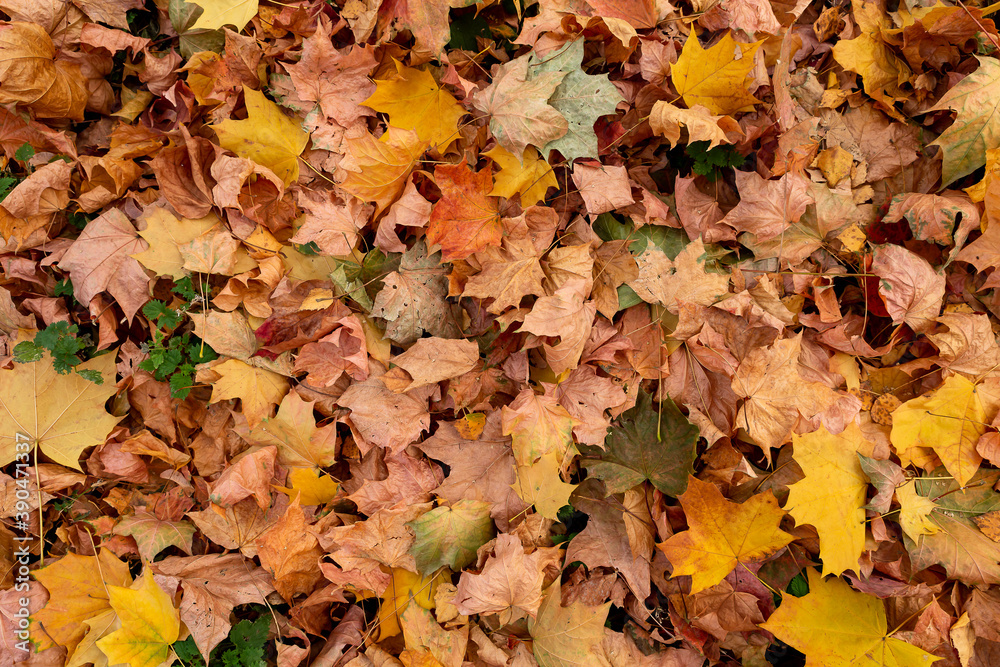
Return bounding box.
[275,467,340,506]
[363,61,466,150]
[189,0,258,31]
[671,31,762,115]
[786,422,872,576]
[211,86,309,186]
[649,102,739,149]
[131,208,221,280]
[96,568,181,667]
[832,0,911,118]
[367,568,451,640]
[762,569,939,667]
[658,476,793,594]
[484,145,557,206]
[511,452,577,520]
[896,481,942,541]
[32,551,132,654]
[891,374,990,487]
[0,352,121,470]
[528,584,609,667]
[208,359,289,429]
[250,390,339,468]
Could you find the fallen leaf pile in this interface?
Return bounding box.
[6,0,1000,665]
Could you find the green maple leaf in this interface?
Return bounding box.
[582,390,699,496]
[530,39,623,162]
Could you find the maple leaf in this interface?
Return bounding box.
[153,554,275,661]
[832,0,912,116]
[208,358,289,429]
[929,56,1000,185]
[388,336,480,391]
[339,126,426,214]
[785,422,872,577]
[512,452,578,519]
[58,208,150,322]
[364,60,466,150]
[368,567,451,640]
[96,568,181,667]
[871,244,945,334]
[426,160,502,261]
[672,31,762,115]
[188,0,257,31]
[503,388,578,467]
[32,551,132,655]
[659,476,793,593]
[463,237,547,314]
[891,374,993,487]
[567,483,651,599]
[256,496,324,601]
[131,207,220,280]
[113,511,196,561]
[0,353,120,471]
[582,390,698,495]
[377,0,473,58]
[0,22,88,120]
[528,584,610,667]
[211,86,309,186]
[484,145,558,206]
[283,19,376,126]
[471,54,568,158]
[651,102,740,149]
[761,569,939,667]
[408,499,494,574]
[731,334,843,453]
[520,278,597,375]
[371,240,461,344]
[454,533,562,624]
[529,39,624,161]
[721,170,814,242]
[249,390,338,468]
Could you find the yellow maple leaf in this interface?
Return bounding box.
[96,568,181,667]
[511,452,577,520]
[211,86,309,186]
[785,422,871,577]
[361,568,450,640]
[363,61,467,151]
[658,476,793,594]
[831,0,911,118]
[528,585,609,667]
[649,102,739,149]
[208,358,289,429]
[275,467,340,506]
[250,390,339,468]
[896,481,942,542]
[0,352,121,470]
[761,569,939,667]
[339,126,427,214]
[189,0,258,31]
[484,145,557,206]
[32,551,132,655]
[130,208,221,280]
[671,31,762,116]
[891,374,993,487]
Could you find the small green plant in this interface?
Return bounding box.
[173,614,270,667]
[138,277,217,399]
[684,141,746,181]
[13,322,103,384]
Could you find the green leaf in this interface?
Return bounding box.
[14,142,34,162]
[408,500,495,574]
[581,390,699,496]
[631,224,687,260]
[592,213,630,242]
[12,341,43,364]
[172,275,199,302]
[529,39,622,162]
[75,369,104,385]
